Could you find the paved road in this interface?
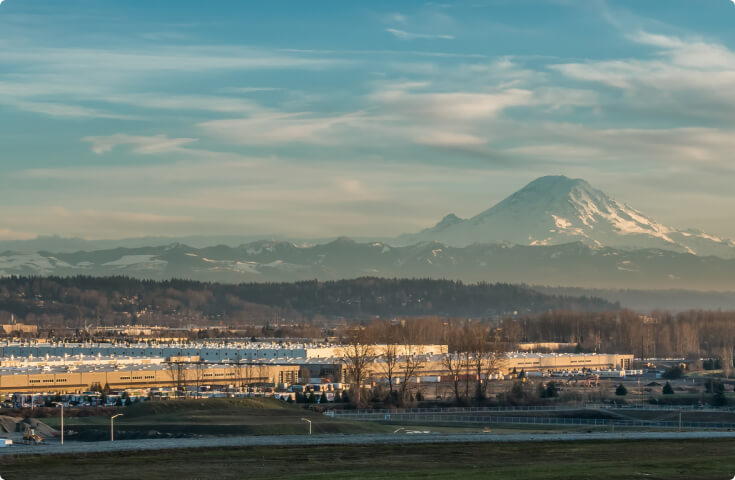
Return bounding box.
[3,431,735,457]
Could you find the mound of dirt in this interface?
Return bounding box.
[0,416,23,433]
[19,418,58,438]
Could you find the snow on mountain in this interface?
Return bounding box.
[397,175,735,258]
[1,238,734,289]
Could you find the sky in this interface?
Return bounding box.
[1,0,735,241]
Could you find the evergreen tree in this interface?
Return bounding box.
[615,384,627,396]
[662,382,674,395]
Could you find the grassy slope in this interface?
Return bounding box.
[3,440,735,480]
[39,398,392,438]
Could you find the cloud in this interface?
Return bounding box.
[0,228,34,241]
[0,41,343,119]
[0,45,342,73]
[385,28,454,40]
[50,206,195,225]
[388,13,407,23]
[4,100,136,120]
[372,87,533,120]
[415,132,487,149]
[336,179,364,195]
[83,134,197,154]
[199,112,365,145]
[6,149,528,239]
[551,30,735,120]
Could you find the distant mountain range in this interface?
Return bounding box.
[1,239,734,290]
[2,176,734,291]
[397,175,735,258]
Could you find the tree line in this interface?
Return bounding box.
[500,310,735,374]
[0,276,616,329]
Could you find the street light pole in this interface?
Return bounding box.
[110,414,123,441]
[53,402,64,445]
[300,417,312,435]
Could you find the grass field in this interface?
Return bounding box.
[2,439,735,479]
[38,398,393,440]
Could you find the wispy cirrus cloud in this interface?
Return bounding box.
[83,134,197,154]
[0,40,344,119]
[199,112,366,146]
[551,29,735,122]
[385,28,454,40]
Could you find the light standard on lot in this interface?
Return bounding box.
[52,402,64,445]
[110,414,123,442]
[300,418,312,435]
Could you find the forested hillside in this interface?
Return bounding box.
[0,276,617,328]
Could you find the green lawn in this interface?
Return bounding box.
[3,440,735,479]
[38,398,393,440]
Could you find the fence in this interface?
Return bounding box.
[327,403,735,417]
[330,412,735,430]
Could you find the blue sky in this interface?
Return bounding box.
[1,0,735,240]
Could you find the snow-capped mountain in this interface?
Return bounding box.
[1,240,735,290]
[2,175,734,289]
[397,175,735,258]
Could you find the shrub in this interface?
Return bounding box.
[703,359,721,370]
[545,382,559,398]
[615,384,627,396]
[663,366,683,380]
[713,391,728,407]
[662,382,674,395]
[705,379,725,394]
[510,381,526,400]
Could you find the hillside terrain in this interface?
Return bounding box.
[0,276,616,328]
[1,240,734,289]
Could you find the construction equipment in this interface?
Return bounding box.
[22,428,43,445]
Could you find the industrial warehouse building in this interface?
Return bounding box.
[0,341,633,394]
[0,357,300,394]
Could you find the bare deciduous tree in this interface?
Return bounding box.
[468,325,507,399]
[167,360,188,397]
[399,343,426,402]
[379,344,399,395]
[340,330,376,406]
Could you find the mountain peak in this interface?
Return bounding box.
[508,175,594,201]
[436,213,463,227]
[397,175,735,258]
[525,175,586,188]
